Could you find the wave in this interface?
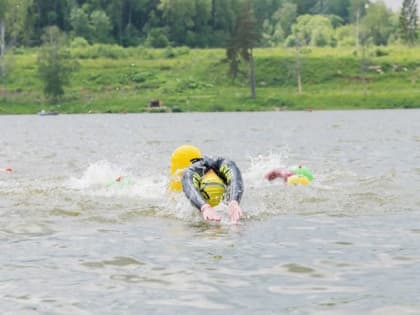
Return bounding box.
[1,155,417,226]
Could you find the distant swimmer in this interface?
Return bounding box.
[169,145,244,223]
[264,165,313,185]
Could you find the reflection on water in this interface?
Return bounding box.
[1,110,420,314]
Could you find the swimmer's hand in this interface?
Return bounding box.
[200,204,221,222]
[264,169,294,182]
[264,169,282,180]
[228,200,243,224]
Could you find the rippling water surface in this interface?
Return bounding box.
[1,110,420,314]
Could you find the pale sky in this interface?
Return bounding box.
[380,0,402,11]
[374,0,420,12]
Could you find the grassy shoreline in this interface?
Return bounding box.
[1,46,419,114]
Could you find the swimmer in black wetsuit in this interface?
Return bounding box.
[182,155,244,223]
[169,145,244,223]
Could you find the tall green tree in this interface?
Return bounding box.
[261,17,284,47]
[28,0,74,45]
[399,0,418,46]
[291,0,350,21]
[252,0,283,25]
[1,0,32,46]
[119,0,146,46]
[0,0,9,96]
[192,0,212,46]
[293,0,314,15]
[276,1,298,38]
[208,0,241,46]
[70,7,91,40]
[227,0,259,98]
[0,0,32,96]
[261,1,297,47]
[287,14,335,46]
[348,0,369,23]
[361,2,395,46]
[348,0,369,50]
[211,0,241,32]
[90,9,112,43]
[0,0,410,48]
[69,5,112,43]
[107,0,153,46]
[311,0,350,21]
[357,4,374,97]
[287,16,307,94]
[158,0,205,46]
[103,0,123,44]
[37,26,78,102]
[286,14,334,94]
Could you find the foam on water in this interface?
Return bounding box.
[67,160,166,201]
[241,152,408,218]
[1,150,412,226]
[60,153,327,222]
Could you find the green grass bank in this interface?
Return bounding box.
[1,46,419,114]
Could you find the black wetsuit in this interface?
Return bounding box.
[182,156,244,210]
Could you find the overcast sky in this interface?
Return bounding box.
[374,0,420,11]
[379,0,401,11]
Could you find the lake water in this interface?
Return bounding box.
[1,110,420,315]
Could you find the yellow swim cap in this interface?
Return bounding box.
[200,170,226,206]
[169,145,202,192]
[287,174,310,186]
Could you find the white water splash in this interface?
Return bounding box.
[59,150,403,223]
[66,160,166,200]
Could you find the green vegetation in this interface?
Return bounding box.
[400,0,419,46]
[37,26,79,102]
[0,0,418,113]
[0,45,419,114]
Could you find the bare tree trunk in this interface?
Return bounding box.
[355,7,360,52]
[119,1,123,45]
[128,0,132,25]
[211,0,216,28]
[0,19,6,97]
[249,49,256,98]
[296,44,303,95]
[361,40,367,97]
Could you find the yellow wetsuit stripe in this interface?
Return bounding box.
[219,164,233,184]
[192,173,201,189]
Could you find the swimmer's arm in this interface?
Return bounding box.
[214,158,244,223]
[182,168,207,210]
[215,158,244,203]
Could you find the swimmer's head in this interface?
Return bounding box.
[200,170,226,206]
[169,145,202,191]
[171,145,202,168]
[289,165,313,181]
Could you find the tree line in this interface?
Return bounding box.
[0,0,418,49]
[0,0,418,102]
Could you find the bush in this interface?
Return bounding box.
[285,35,297,47]
[374,48,389,57]
[96,44,127,59]
[146,28,169,48]
[163,46,190,59]
[71,44,128,59]
[71,37,89,48]
[13,47,26,55]
[37,26,79,102]
[128,71,154,83]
